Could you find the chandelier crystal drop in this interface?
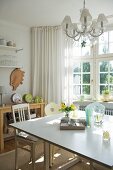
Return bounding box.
[62,0,108,42]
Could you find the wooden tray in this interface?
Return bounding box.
[60,117,85,130]
[60,122,85,130]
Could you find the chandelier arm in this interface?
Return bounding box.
[65,31,80,39]
[87,27,93,33]
[75,25,91,35]
[89,30,104,38]
[62,0,107,41]
[74,34,81,41]
[84,0,86,8]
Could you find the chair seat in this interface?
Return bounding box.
[18,132,39,142]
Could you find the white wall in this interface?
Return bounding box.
[0,20,31,104]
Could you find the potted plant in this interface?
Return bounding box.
[102,88,110,102]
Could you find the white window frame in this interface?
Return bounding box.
[96,56,113,98]
[72,29,113,101]
[72,58,93,100]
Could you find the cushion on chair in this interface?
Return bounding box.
[18,132,39,142]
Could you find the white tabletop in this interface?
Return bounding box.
[10,111,113,168]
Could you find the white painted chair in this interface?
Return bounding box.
[45,102,59,116]
[45,102,60,166]
[12,103,42,170]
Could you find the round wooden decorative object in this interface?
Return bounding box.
[10,68,25,91]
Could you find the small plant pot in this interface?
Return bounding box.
[102,94,110,102]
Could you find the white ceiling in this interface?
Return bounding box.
[0,0,113,27]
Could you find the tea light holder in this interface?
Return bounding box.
[103,130,110,141]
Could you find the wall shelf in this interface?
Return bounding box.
[0,45,16,49]
[0,65,22,68]
[0,45,23,53]
[0,45,23,68]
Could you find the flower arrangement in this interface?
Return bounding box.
[59,103,76,112]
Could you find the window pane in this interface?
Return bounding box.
[99,60,113,94]
[73,63,81,72]
[99,31,113,54]
[83,62,90,72]
[73,74,81,84]
[100,73,108,84]
[99,32,108,55]
[109,43,113,53]
[109,31,113,43]
[99,32,108,44]
[100,61,108,72]
[99,44,108,54]
[110,85,113,91]
[110,73,113,84]
[81,37,90,45]
[82,85,90,94]
[73,85,81,95]
[72,47,81,56]
[81,46,90,56]
[100,85,106,94]
[83,74,90,84]
[73,37,91,57]
[110,61,113,72]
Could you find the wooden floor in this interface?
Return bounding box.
[4,139,15,153]
[2,140,109,170]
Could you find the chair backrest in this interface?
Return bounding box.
[12,103,31,123]
[45,102,59,116]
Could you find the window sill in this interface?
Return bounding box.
[74,100,113,109]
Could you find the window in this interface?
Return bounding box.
[72,37,92,100]
[99,31,113,54]
[72,37,90,57]
[73,62,91,99]
[72,30,113,100]
[99,60,113,94]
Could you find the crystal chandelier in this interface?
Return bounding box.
[62,0,108,43]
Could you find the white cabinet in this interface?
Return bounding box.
[0,45,23,68]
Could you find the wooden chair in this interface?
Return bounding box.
[45,102,59,116]
[12,103,43,170]
[45,102,60,166]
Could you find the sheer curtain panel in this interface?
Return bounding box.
[31,26,63,103]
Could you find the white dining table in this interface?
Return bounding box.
[10,111,113,170]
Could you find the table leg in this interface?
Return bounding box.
[0,111,4,152]
[35,109,39,118]
[90,161,94,170]
[41,104,45,117]
[44,142,50,170]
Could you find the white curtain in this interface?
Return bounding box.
[63,38,74,104]
[31,26,74,104]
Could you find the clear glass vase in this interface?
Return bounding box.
[65,111,70,117]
